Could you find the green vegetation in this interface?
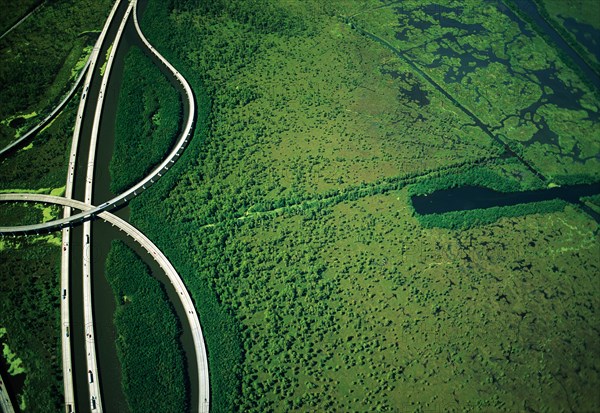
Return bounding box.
[110,46,182,194]
[408,166,523,197]
[123,0,600,411]
[0,202,60,226]
[2,0,598,411]
[0,94,76,192]
[0,236,63,412]
[105,240,187,413]
[0,0,41,35]
[351,0,600,182]
[581,193,600,215]
[0,0,113,148]
[414,198,569,230]
[2,341,26,375]
[0,203,43,226]
[535,0,600,72]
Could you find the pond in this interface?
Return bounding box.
[412,183,600,217]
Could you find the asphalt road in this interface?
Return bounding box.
[0,0,207,410]
[0,371,16,413]
[60,0,127,411]
[0,0,196,236]
[0,193,210,413]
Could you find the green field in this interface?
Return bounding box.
[123,0,600,411]
[0,0,598,411]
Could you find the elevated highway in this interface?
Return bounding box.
[0,193,210,413]
[0,0,196,237]
[0,1,207,411]
[60,0,126,411]
[0,371,16,413]
[79,2,134,411]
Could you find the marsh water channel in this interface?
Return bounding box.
[412,183,600,223]
[65,0,196,412]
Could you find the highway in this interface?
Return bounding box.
[0,371,16,413]
[0,57,91,159]
[0,193,211,413]
[0,0,207,411]
[60,0,126,411]
[81,2,134,411]
[0,0,196,237]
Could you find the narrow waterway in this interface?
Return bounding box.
[69,2,128,412]
[504,0,600,89]
[412,183,600,223]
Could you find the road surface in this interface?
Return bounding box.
[0,193,210,413]
[80,2,134,411]
[60,0,126,411]
[0,371,16,413]
[0,0,196,236]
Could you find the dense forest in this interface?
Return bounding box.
[104,240,187,413]
[0,235,63,412]
[0,94,76,192]
[110,46,182,194]
[120,0,600,410]
[0,0,598,411]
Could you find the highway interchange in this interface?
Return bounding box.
[0,0,208,412]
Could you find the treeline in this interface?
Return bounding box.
[244,157,498,219]
[169,0,308,36]
[0,0,41,34]
[552,173,600,186]
[407,165,524,197]
[0,237,63,412]
[413,198,568,230]
[104,240,187,413]
[110,46,182,194]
